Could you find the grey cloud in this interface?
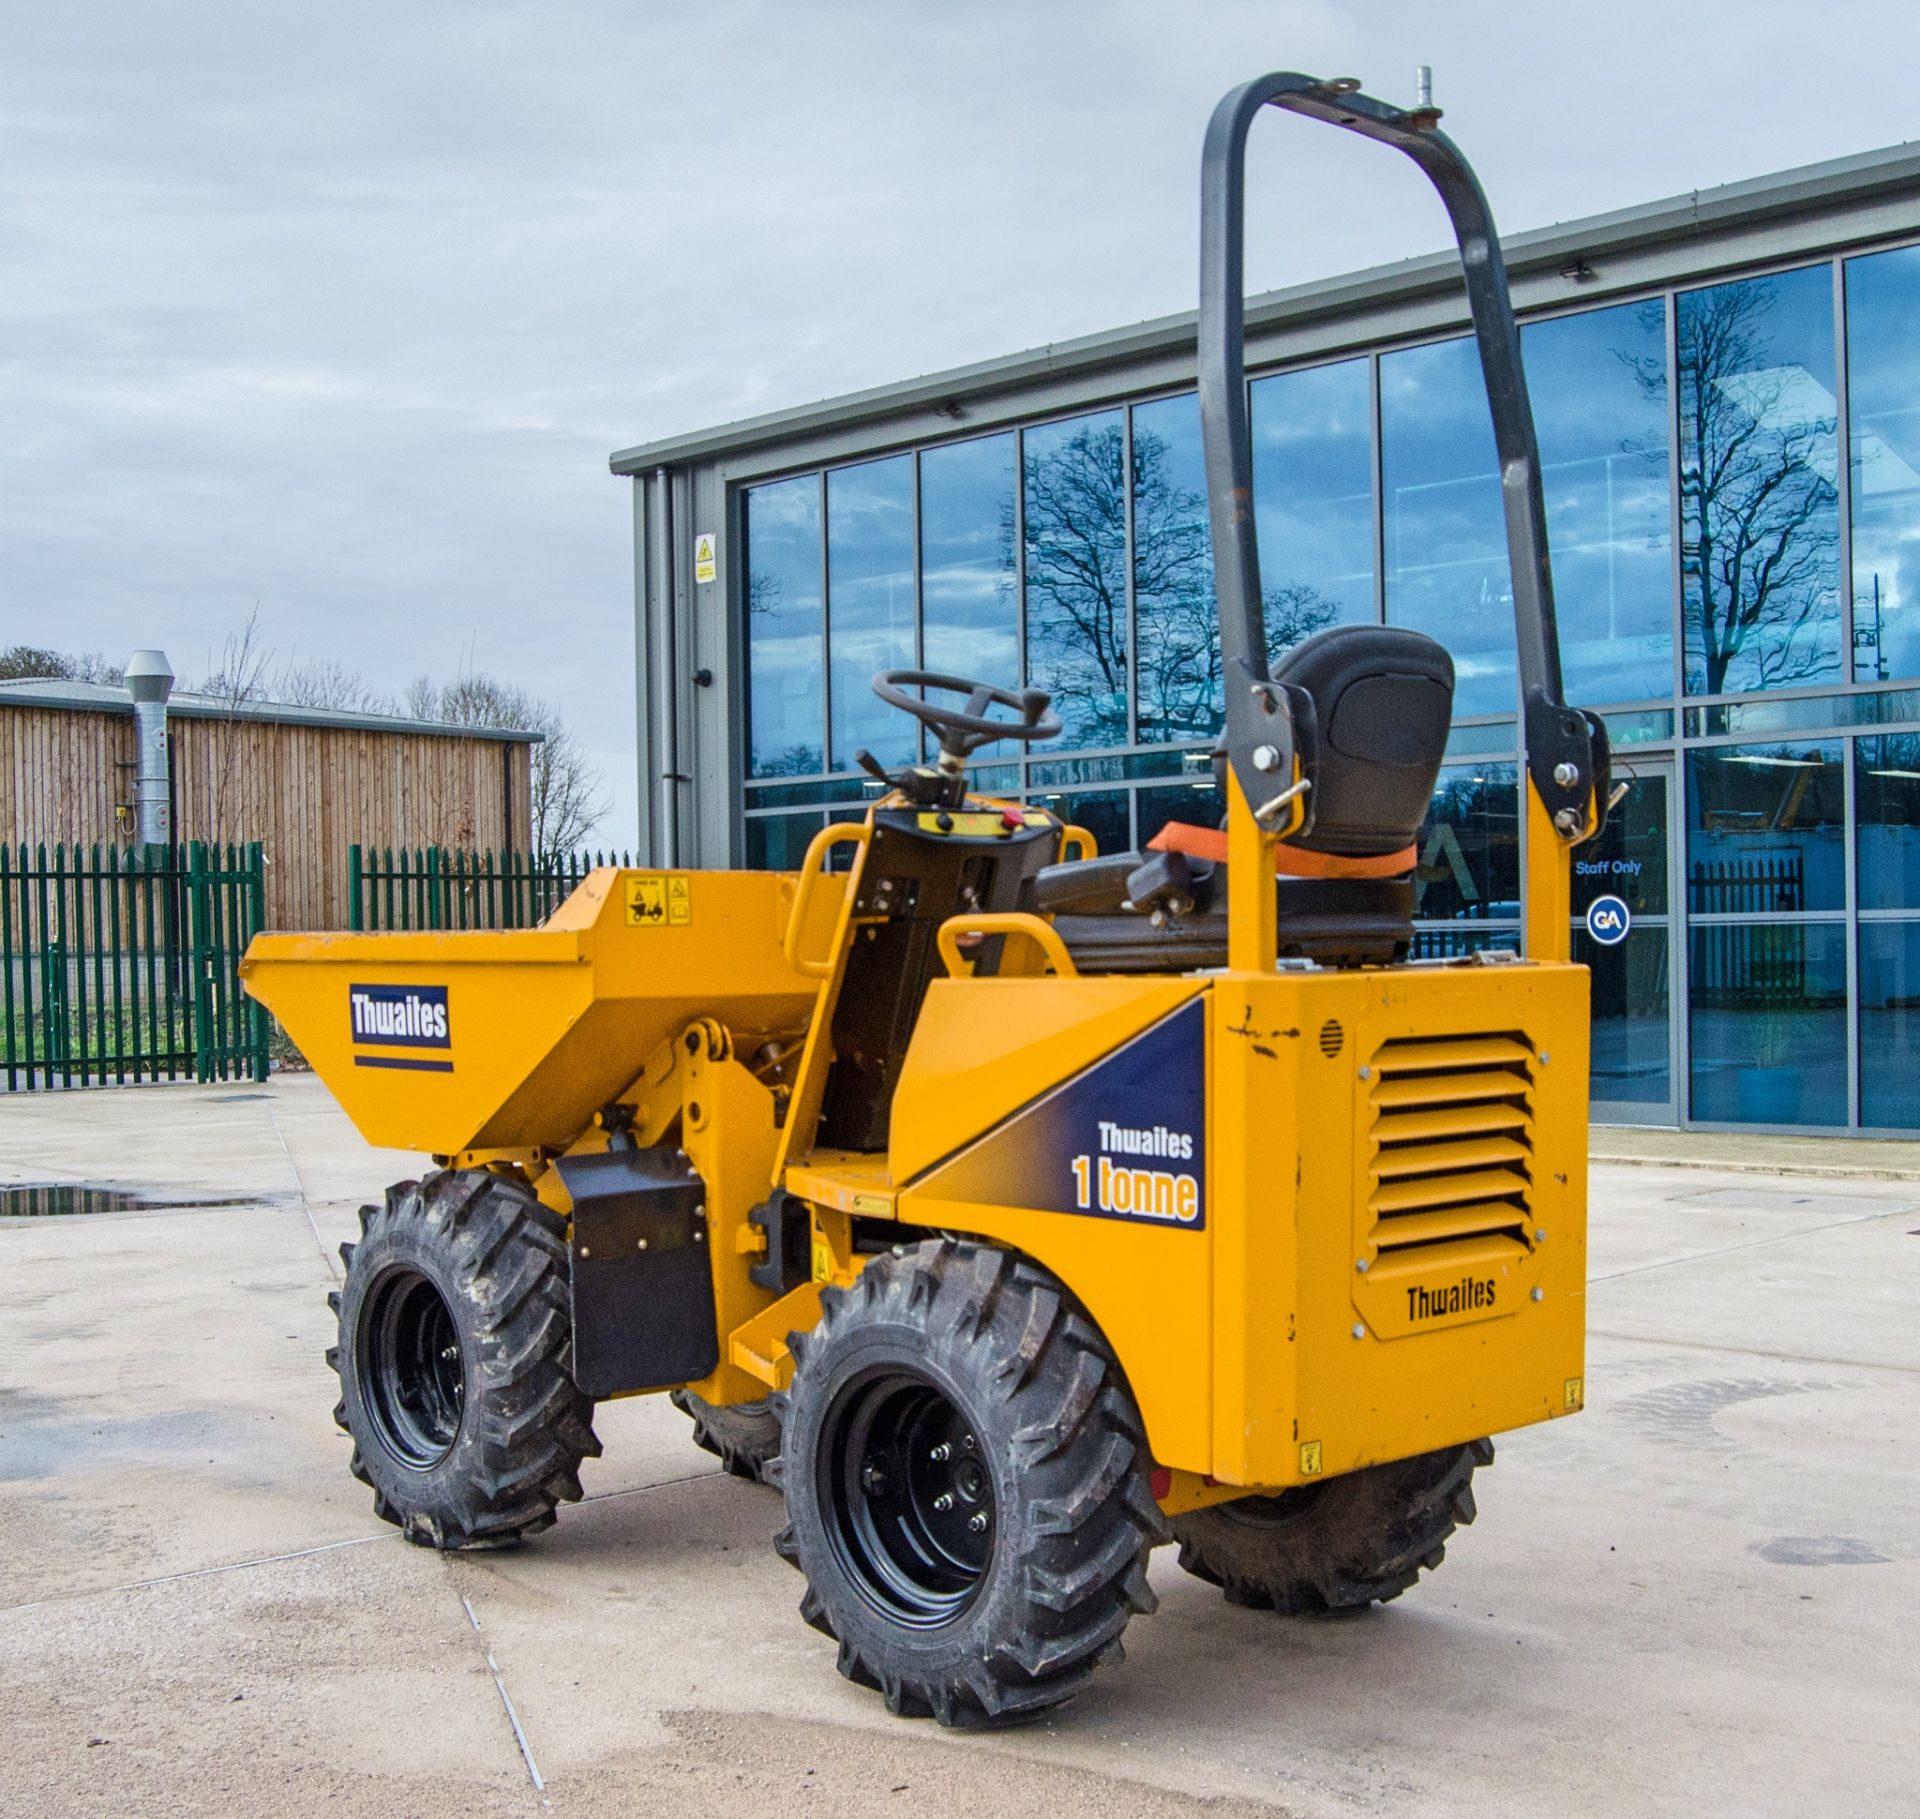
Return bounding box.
[4,2,1918,842]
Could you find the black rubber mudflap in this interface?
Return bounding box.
[558,1146,718,1398]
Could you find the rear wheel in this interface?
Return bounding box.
[670,1388,782,1481]
[775,1240,1164,1727]
[1170,1439,1491,1612]
[328,1168,601,1549]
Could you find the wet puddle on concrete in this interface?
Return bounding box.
[0,1183,293,1216]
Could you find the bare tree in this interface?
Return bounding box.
[198,605,272,838]
[1015,422,1130,744]
[409,672,609,852]
[199,603,273,706]
[1630,286,1841,694]
[753,742,827,778]
[747,569,783,619]
[1132,425,1217,741]
[271,657,396,714]
[1021,420,1338,745]
[401,673,442,722]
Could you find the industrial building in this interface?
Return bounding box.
[1,659,536,929]
[613,143,1920,1135]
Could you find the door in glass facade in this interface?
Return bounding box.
[1574,763,1677,1124]
[1685,740,1847,1126]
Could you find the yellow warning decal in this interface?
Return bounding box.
[1564,1377,1585,1413]
[626,874,693,927]
[850,1193,892,1216]
[810,1235,833,1284]
[1299,1440,1323,1477]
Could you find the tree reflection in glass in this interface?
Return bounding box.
[1672,267,1841,695]
[1131,379,1363,746]
[1131,395,1220,743]
[1022,413,1129,750]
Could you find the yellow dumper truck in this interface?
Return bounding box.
[244,71,1610,1726]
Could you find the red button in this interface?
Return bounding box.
[1001,809,1024,831]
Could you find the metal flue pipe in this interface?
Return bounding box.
[124,648,174,848]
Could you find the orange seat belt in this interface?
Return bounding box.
[1147,821,1416,881]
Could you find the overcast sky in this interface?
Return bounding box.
[4,2,1917,843]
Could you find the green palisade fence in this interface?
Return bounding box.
[348,846,634,932]
[1,842,270,1091]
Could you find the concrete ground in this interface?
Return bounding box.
[1,1078,1915,1819]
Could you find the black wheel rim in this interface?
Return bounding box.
[361,1267,465,1470]
[820,1367,994,1629]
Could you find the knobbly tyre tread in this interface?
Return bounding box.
[669,1389,783,1481]
[1170,1438,1493,1613]
[328,1168,601,1550]
[772,1239,1166,1728]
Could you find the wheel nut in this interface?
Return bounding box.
[961,1432,975,1451]
[933,1492,955,1512]
[968,1512,989,1532]
[929,1442,951,1462]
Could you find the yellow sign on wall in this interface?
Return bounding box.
[626,874,692,927]
[693,532,717,585]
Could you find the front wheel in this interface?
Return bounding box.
[774,1241,1164,1727]
[328,1168,601,1549]
[1170,1439,1492,1612]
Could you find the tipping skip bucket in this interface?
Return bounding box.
[241,868,839,1155]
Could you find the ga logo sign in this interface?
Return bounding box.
[1585,893,1631,946]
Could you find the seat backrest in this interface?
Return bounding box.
[1271,625,1454,858]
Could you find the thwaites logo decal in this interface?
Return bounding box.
[348,983,453,1072]
[916,998,1205,1229]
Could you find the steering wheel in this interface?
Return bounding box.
[871,669,1061,761]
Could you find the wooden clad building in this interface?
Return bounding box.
[0,679,535,930]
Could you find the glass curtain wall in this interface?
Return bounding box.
[1679,266,1842,695]
[1523,301,1673,705]
[737,238,1920,1133]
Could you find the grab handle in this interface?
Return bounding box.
[936,912,1079,979]
[784,822,869,979]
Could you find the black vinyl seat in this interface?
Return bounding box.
[1029,625,1454,971]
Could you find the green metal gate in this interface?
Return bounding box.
[347,844,633,932]
[1,842,270,1090]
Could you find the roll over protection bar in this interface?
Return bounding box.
[1197,73,1608,856]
